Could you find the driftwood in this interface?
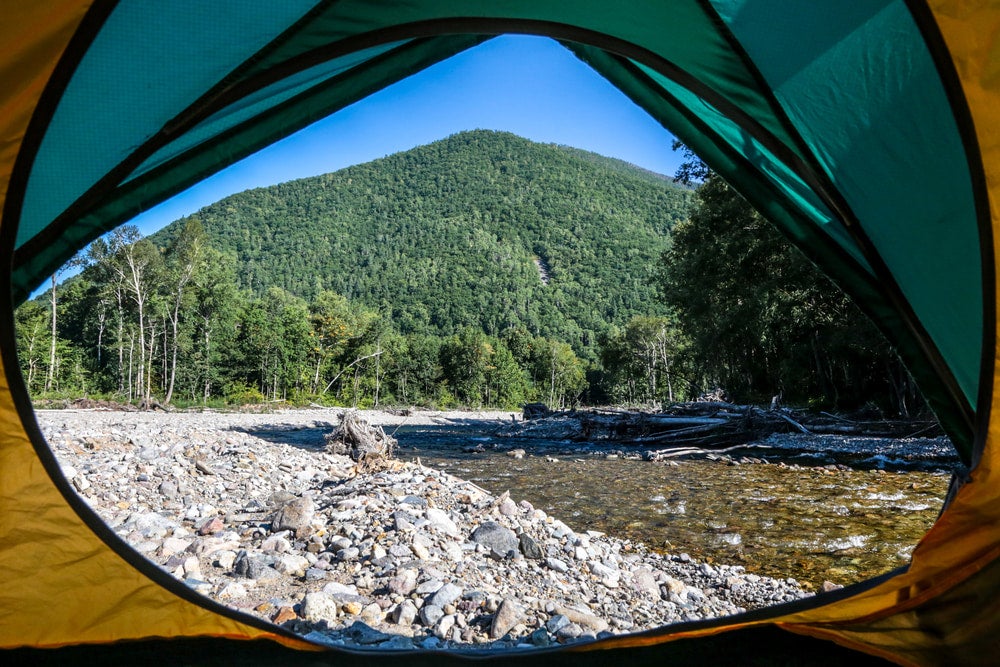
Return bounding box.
[496,402,941,450]
[325,410,397,468]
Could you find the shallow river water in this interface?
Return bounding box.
[399,424,958,590]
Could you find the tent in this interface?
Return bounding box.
[1,1,998,664]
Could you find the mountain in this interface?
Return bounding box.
[155,130,693,358]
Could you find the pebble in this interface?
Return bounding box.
[40,409,812,651]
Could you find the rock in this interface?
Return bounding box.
[217,582,248,599]
[197,516,224,535]
[345,621,390,645]
[233,551,267,579]
[470,521,518,555]
[556,622,583,639]
[271,496,314,534]
[158,480,178,498]
[272,606,297,624]
[554,605,609,633]
[388,569,417,595]
[518,532,544,559]
[490,598,523,639]
[301,592,339,624]
[631,567,661,598]
[410,534,431,560]
[420,604,444,627]
[274,553,310,576]
[425,508,459,536]
[530,627,551,646]
[427,582,463,609]
[393,600,418,626]
[322,581,359,598]
[546,614,570,633]
[498,497,519,516]
[546,557,569,573]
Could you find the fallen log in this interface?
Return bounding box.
[494,402,941,450]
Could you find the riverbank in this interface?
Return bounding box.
[39,408,813,650]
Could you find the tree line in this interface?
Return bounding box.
[15,136,924,416]
[18,219,670,409]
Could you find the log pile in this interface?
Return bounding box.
[497,402,941,450]
[325,410,397,469]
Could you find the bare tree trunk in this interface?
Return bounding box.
[127,333,135,402]
[46,274,57,393]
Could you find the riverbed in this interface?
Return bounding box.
[397,423,958,589]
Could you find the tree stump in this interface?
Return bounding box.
[325,411,397,469]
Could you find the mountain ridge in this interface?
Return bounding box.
[154,130,693,359]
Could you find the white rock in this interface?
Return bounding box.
[301,592,339,624]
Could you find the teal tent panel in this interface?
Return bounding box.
[633,62,870,272]
[16,1,320,249]
[240,0,810,165]
[714,0,982,405]
[126,41,409,184]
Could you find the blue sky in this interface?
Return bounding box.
[128,35,682,236]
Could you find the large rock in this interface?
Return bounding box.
[301,592,339,625]
[470,521,518,556]
[427,582,462,609]
[271,495,314,535]
[490,598,524,639]
[518,532,544,559]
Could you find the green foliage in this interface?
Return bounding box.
[600,316,688,406]
[658,175,919,413]
[153,130,692,362]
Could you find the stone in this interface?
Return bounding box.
[489,598,523,639]
[420,604,444,627]
[301,592,339,624]
[470,521,518,555]
[546,614,570,633]
[197,515,224,535]
[435,614,456,639]
[427,582,462,608]
[274,553,310,576]
[322,581,359,598]
[388,569,417,595]
[393,600,418,626]
[272,606,297,624]
[556,622,583,639]
[530,627,551,646]
[631,567,661,598]
[344,621,391,645]
[518,532,544,560]
[217,582,248,599]
[498,497,519,516]
[554,606,609,633]
[271,496,314,534]
[425,508,459,536]
[410,535,431,560]
[158,480,178,499]
[260,534,292,553]
[546,557,569,573]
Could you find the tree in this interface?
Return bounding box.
[162,218,206,404]
[658,173,910,411]
[44,252,85,393]
[533,338,586,409]
[600,316,687,405]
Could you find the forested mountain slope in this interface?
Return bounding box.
[156,130,692,358]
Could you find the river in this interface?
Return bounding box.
[397,423,959,591]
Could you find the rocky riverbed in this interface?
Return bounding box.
[39,408,814,651]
